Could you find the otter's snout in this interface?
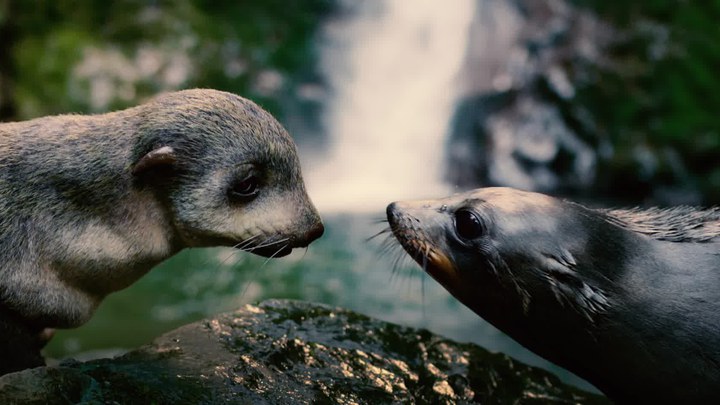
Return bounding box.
[289,201,324,248]
[297,220,324,247]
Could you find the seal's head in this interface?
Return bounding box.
[387,187,720,402]
[132,89,323,257]
[387,187,617,324]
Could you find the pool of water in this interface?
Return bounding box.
[44,213,598,392]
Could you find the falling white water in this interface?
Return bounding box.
[305,0,475,213]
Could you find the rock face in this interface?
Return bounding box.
[448,0,713,205]
[448,0,612,198]
[0,300,607,404]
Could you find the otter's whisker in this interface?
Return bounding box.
[199,236,259,271]
[239,266,262,299]
[260,242,290,268]
[242,236,274,253]
[210,235,264,271]
[216,248,242,269]
[248,236,290,252]
[217,235,263,266]
[235,235,262,250]
[238,240,291,300]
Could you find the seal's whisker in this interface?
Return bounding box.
[380,240,401,259]
[366,228,392,242]
[421,250,429,274]
[389,249,410,283]
[421,271,427,321]
[388,252,402,281]
[391,249,409,272]
[374,235,401,260]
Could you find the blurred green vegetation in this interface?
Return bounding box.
[572,0,720,203]
[0,0,333,121]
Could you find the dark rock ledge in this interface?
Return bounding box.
[0,300,608,404]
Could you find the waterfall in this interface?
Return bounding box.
[305,0,475,213]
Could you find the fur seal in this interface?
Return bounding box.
[0,89,323,375]
[386,187,720,403]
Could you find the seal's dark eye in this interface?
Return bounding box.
[455,209,484,240]
[228,175,259,202]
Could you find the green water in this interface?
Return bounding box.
[44,213,597,392]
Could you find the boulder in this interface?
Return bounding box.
[0,300,608,404]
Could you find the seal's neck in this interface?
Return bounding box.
[564,238,720,402]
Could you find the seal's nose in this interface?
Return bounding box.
[386,202,397,216]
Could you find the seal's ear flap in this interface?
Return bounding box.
[544,248,577,273]
[541,249,610,321]
[132,146,176,176]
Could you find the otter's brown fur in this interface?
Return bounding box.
[0,89,323,375]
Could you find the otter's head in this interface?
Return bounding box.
[386,187,622,328]
[131,89,323,257]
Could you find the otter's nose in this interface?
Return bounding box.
[298,221,324,247]
[308,221,325,241]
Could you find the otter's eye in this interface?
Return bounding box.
[228,175,259,202]
[455,209,484,240]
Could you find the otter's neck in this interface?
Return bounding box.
[0,110,180,328]
[0,303,46,375]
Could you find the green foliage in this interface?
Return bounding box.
[572,0,720,202]
[4,0,334,119]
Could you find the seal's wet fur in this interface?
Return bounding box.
[601,206,720,242]
[387,187,720,403]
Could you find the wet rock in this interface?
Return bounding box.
[0,300,608,404]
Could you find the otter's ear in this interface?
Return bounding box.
[132,146,176,176]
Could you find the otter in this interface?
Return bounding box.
[0,89,323,375]
[386,187,720,403]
